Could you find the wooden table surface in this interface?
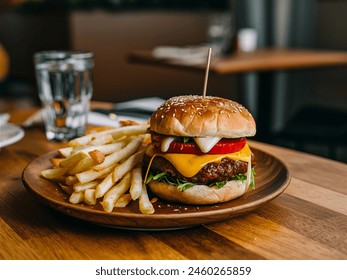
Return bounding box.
[1,104,347,260]
[128,48,347,74]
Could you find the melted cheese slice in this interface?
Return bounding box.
[146,144,251,178]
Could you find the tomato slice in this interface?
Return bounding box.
[167,138,246,154]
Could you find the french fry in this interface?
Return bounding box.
[101,172,132,213]
[41,167,68,181]
[95,172,114,199]
[73,180,99,193]
[67,124,148,147]
[130,167,143,200]
[68,130,112,147]
[88,150,105,164]
[109,124,148,141]
[76,163,117,184]
[71,141,127,156]
[58,147,73,157]
[69,191,84,204]
[112,149,145,183]
[44,123,152,214]
[86,126,115,134]
[96,141,128,155]
[115,193,132,208]
[89,134,113,146]
[68,157,95,175]
[59,151,89,168]
[93,136,143,171]
[84,189,96,205]
[98,172,110,180]
[50,158,64,167]
[139,183,155,214]
[65,175,79,186]
[119,120,139,127]
[143,133,151,145]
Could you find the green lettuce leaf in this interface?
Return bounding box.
[146,168,256,192]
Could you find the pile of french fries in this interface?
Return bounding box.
[41,123,155,214]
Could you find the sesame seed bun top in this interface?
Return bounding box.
[150,95,256,138]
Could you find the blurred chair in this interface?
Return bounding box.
[272,105,347,161]
[234,0,347,162]
[234,0,316,130]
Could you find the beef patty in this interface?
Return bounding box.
[143,153,254,185]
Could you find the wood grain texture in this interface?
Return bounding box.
[128,48,347,74]
[1,106,346,260]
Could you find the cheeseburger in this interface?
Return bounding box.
[143,95,256,205]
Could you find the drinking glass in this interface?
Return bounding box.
[34,50,94,141]
[207,13,233,57]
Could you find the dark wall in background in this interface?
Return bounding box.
[0,1,346,107]
[69,10,236,102]
[0,12,70,78]
[0,11,70,100]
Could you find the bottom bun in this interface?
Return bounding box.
[148,180,248,205]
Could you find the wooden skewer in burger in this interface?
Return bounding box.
[143,48,256,204]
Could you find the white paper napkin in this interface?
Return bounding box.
[22,110,148,128]
[114,97,165,113]
[152,45,209,65]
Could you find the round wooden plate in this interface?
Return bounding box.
[22,147,291,230]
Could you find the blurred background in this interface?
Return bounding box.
[0,0,346,162]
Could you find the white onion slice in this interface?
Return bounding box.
[161,137,176,152]
[193,137,221,153]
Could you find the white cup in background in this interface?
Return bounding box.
[237,28,258,52]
